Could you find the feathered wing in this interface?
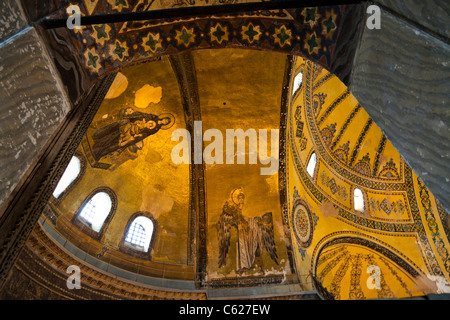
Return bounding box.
[258,212,278,265]
[217,202,236,268]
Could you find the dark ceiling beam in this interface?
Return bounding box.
[41,0,363,29]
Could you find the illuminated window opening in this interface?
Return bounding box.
[53,156,80,198]
[292,71,303,95]
[78,192,112,232]
[306,152,317,177]
[353,188,365,213]
[124,216,154,253]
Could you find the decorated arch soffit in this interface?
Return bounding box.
[59,1,343,83]
[286,57,450,297]
[45,55,193,269]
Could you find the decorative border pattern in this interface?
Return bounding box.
[302,60,405,188]
[287,60,450,282]
[291,196,317,249]
[279,55,296,274]
[66,5,344,82]
[312,234,423,279]
[417,179,450,275]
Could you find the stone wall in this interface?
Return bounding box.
[348,0,450,213]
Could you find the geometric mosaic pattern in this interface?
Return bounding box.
[288,57,450,293]
[65,2,343,81]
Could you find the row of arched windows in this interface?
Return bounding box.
[291,67,366,214]
[51,155,154,254]
[306,152,365,214]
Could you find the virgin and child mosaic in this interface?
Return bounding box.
[83,107,175,169]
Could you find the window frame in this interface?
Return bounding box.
[119,212,158,259]
[306,151,318,180]
[71,187,117,240]
[352,186,366,214]
[52,151,86,204]
[292,70,303,96]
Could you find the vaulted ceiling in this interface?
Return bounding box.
[0,0,448,301]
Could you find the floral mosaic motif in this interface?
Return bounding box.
[273,25,292,48]
[109,40,129,62]
[175,26,196,47]
[294,105,302,121]
[333,141,350,164]
[210,23,229,44]
[365,254,395,298]
[329,253,351,300]
[303,32,321,55]
[352,153,372,176]
[378,158,400,179]
[318,247,414,299]
[321,10,337,40]
[320,171,348,201]
[84,47,101,73]
[91,24,111,46]
[291,187,318,250]
[320,123,336,147]
[301,7,321,28]
[296,120,304,138]
[241,23,262,44]
[348,254,365,300]
[368,198,406,215]
[70,5,344,79]
[316,89,350,126]
[313,92,327,115]
[142,32,163,53]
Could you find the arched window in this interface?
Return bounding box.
[306,152,317,177]
[292,71,303,95]
[53,156,81,198]
[73,188,117,238]
[124,216,154,253]
[353,187,365,213]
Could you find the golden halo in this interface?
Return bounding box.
[231,187,245,205]
[158,113,175,129]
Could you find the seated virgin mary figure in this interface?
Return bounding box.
[91,108,171,161]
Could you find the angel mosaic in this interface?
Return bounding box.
[217,188,278,274]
